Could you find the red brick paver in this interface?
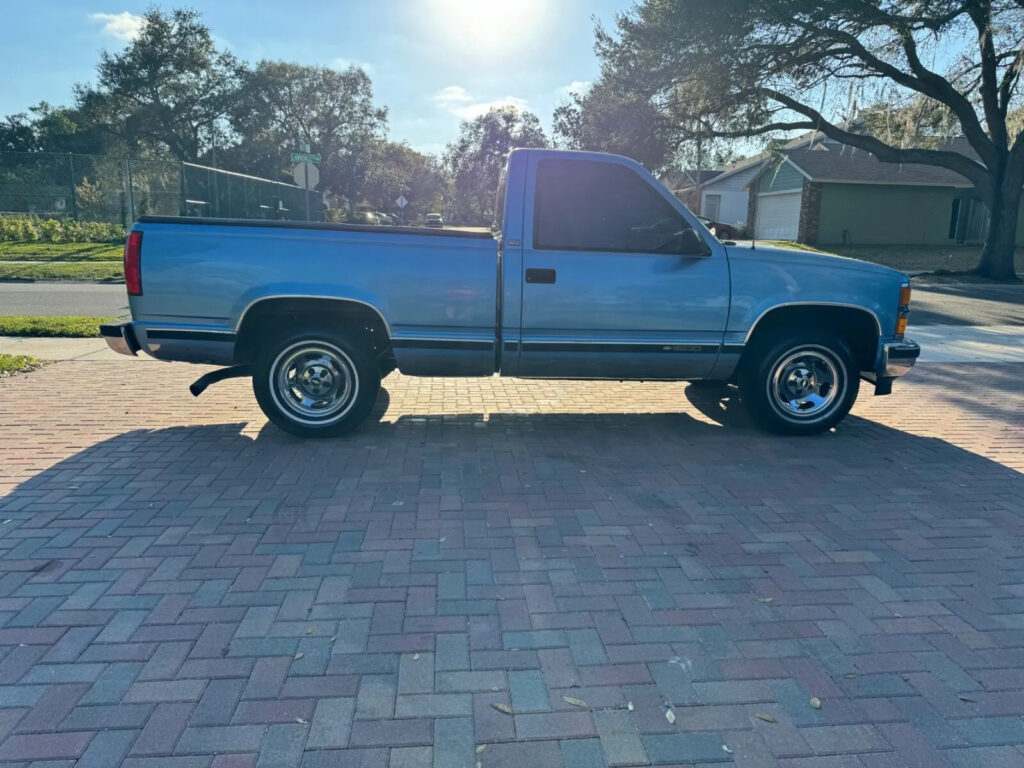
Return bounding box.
[0,360,1022,767]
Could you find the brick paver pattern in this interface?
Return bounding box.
[0,360,1022,767]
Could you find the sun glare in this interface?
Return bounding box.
[429,0,547,52]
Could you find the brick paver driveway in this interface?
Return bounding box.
[0,360,1022,768]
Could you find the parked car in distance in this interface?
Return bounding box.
[425,213,444,228]
[103,148,919,439]
[698,216,740,240]
[375,212,396,225]
[351,211,380,225]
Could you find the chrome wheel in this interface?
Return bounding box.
[767,346,843,422]
[269,341,359,425]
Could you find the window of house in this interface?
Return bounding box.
[703,194,722,221]
[533,158,691,254]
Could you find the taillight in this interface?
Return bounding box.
[125,230,142,296]
[896,282,911,338]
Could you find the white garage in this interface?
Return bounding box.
[755,192,802,240]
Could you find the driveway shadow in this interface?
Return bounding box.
[1,398,1023,764]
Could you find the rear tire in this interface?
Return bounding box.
[253,326,380,438]
[739,330,859,435]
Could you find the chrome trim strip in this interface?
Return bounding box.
[743,302,883,343]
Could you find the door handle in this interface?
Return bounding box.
[526,268,556,284]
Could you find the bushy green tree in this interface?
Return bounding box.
[74,7,241,161]
[445,106,546,224]
[359,142,448,220]
[597,0,1024,280]
[553,81,676,171]
[225,61,387,201]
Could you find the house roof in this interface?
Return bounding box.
[663,168,722,191]
[780,138,977,188]
[678,129,840,192]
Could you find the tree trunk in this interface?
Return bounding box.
[976,181,1021,281]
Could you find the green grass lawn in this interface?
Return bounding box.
[0,242,123,261]
[0,261,123,281]
[0,316,116,337]
[0,354,46,377]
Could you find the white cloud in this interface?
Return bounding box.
[91,11,145,41]
[332,57,374,74]
[435,86,528,120]
[560,80,592,98]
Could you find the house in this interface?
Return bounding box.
[665,169,722,213]
[747,138,1023,246]
[672,131,825,228]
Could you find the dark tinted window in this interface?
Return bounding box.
[533,159,691,253]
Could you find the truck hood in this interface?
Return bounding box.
[726,243,908,282]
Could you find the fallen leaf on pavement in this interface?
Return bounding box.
[809,697,821,709]
[563,697,588,708]
[754,713,776,722]
[491,703,514,715]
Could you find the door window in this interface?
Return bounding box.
[533,159,691,254]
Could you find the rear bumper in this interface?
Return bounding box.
[100,323,139,357]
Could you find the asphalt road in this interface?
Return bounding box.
[0,282,129,318]
[1,279,1022,327]
[910,280,1024,326]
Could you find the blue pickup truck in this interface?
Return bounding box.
[102,148,919,437]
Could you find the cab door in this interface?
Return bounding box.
[515,154,730,379]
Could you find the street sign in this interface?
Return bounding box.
[394,195,408,209]
[291,151,321,163]
[292,162,320,190]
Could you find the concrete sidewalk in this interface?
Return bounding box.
[910,324,1024,363]
[0,336,156,361]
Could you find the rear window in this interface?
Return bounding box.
[533,159,688,253]
[493,164,509,235]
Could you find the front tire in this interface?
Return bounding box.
[739,331,859,435]
[253,327,381,438]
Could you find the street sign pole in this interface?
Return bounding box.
[304,164,310,221]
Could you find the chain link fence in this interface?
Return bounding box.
[0,151,323,225]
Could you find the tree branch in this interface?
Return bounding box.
[965,3,1008,150]
[687,121,816,139]
[759,87,990,187]
[789,17,994,163]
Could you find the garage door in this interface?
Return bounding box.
[756,192,801,240]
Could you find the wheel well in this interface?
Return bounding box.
[234,298,391,365]
[741,305,879,371]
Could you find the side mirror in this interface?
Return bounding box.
[679,227,711,256]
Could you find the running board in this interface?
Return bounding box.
[189,365,253,397]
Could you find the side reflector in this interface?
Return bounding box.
[899,284,912,308]
[896,316,907,337]
[125,231,143,296]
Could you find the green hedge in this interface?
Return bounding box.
[0,316,116,337]
[0,215,126,244]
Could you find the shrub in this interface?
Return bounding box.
[17,218,38,241]
[37,219,64,243]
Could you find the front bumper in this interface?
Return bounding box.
[863,338,920,395]
[100,322,140,357]
[879,338,921,377]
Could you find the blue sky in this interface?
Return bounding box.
[1,0,628,156]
